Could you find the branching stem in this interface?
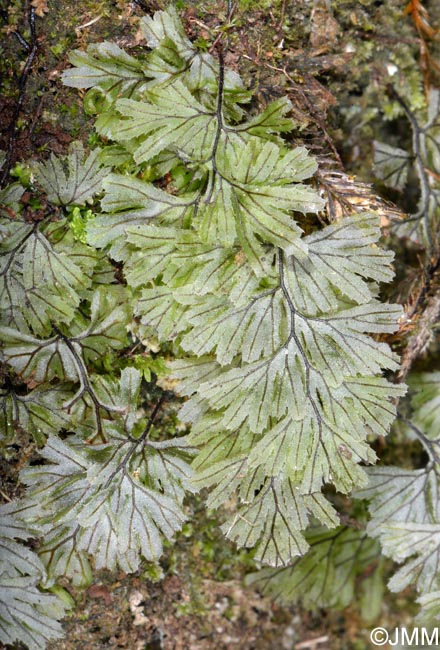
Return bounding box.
[1,7,38,187]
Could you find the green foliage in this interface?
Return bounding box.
[374,90,440,250]
[34,142,108,207]
[0,503,69,649]
[356,373,440,623]
[62,6,402,569]
[19,430,194,585]
[246,526,384,622]
[1,6,438,649]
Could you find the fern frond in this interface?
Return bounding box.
[246,526,382,615]
[73,8,404,565]
[0,504,67,649]
[358,372,440,621]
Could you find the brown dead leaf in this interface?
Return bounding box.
[310,0,340,49]
[31,0,49,18]
[87,584,113,606]
[316,165,407,226]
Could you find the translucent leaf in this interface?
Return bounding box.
[388,89,440,246]
[80,473,185,566]
[136,286,188,341]
[132,437,196,502]
[0,504,45,580]
[235,96,297,140]
[139,7,249,114]
[200,138,322,258]
[140,6,194,59]
[171,356,225,398]
[286,212,395,314]
[408,372,440,440]
[74,287,130,361]
[61,367,143,440]
[426,88,440,129]
[142,35,189,83]
[1,218,97,334]
[221,477,338,566]
[181,290,287,365]
[124,225,183,285]
[19,429,193,579]
[196,174,237,247]
[374,140,411,190]
[0,503,40,543]
[0,182,23,218]
[196,304,401,435]
[0,328,85,384]
[111,367,142,433]
[169,208,402,559]
[114,81,218,163]
[0,287,129,384]
[37,522,93,588]
[0,384,72,446]
[55,6,405,570]
[0,574,66,650]
[35,142,109,206]
[357,466,440,526]
[0,505,66,646]
[416,591,440,624]
[357,395,440,616]
[125,225,264,303]
[88,174,195,258]
[1,220,33,330]
[246,527,381,610]
[22,230,84,319]
[20,437,90,526]
[62,41,148,96]
[381,523,440,596]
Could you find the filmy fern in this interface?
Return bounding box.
[0,503,68,649]
[357,372,440,624]
[76,7,404,567]
[249,374,440,623]
[68,6,404,565]
[1,6,437,648]
[374,89,440,251]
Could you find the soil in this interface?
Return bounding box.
[46,571,334,650]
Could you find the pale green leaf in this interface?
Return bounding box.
[357,466,440,526]
[222,477,338,566]
[136,286,188,340]
[19,428,193,579]
[246,527,381,611]
[235,96,297,140]
[357,403,440,615]
[140,6,194,58]
[0,574,66,650]
[0,504,45,580]
[89,173,195,257]
[0,384,73,446]
[374,140,411,190]
[416,591,440,624]
[409,372,440,440]
[381,522,440,596]
[0,287,129,384]
[285,212,395,314]
[114,81,218,163]
[62,41,148,96]
[199,138,322,257]
[0,182,23,218]
[1,217,99,334]
[37,521,93,588]
[35,142,109,206]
